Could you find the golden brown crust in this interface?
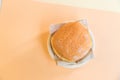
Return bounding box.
[51,21,92,62]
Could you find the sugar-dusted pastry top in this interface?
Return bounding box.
[51,21,92,62]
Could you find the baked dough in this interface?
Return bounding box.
[51,21,92,62]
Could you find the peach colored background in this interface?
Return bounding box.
[0,0,120,80]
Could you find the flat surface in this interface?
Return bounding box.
[38,0,120,13]
[0,0,1,9]
[0,0,120,80]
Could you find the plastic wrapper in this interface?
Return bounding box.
[47,19,95,68]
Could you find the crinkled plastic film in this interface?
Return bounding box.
[47,19,95,68]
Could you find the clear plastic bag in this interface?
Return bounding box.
[47,19,95,68]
